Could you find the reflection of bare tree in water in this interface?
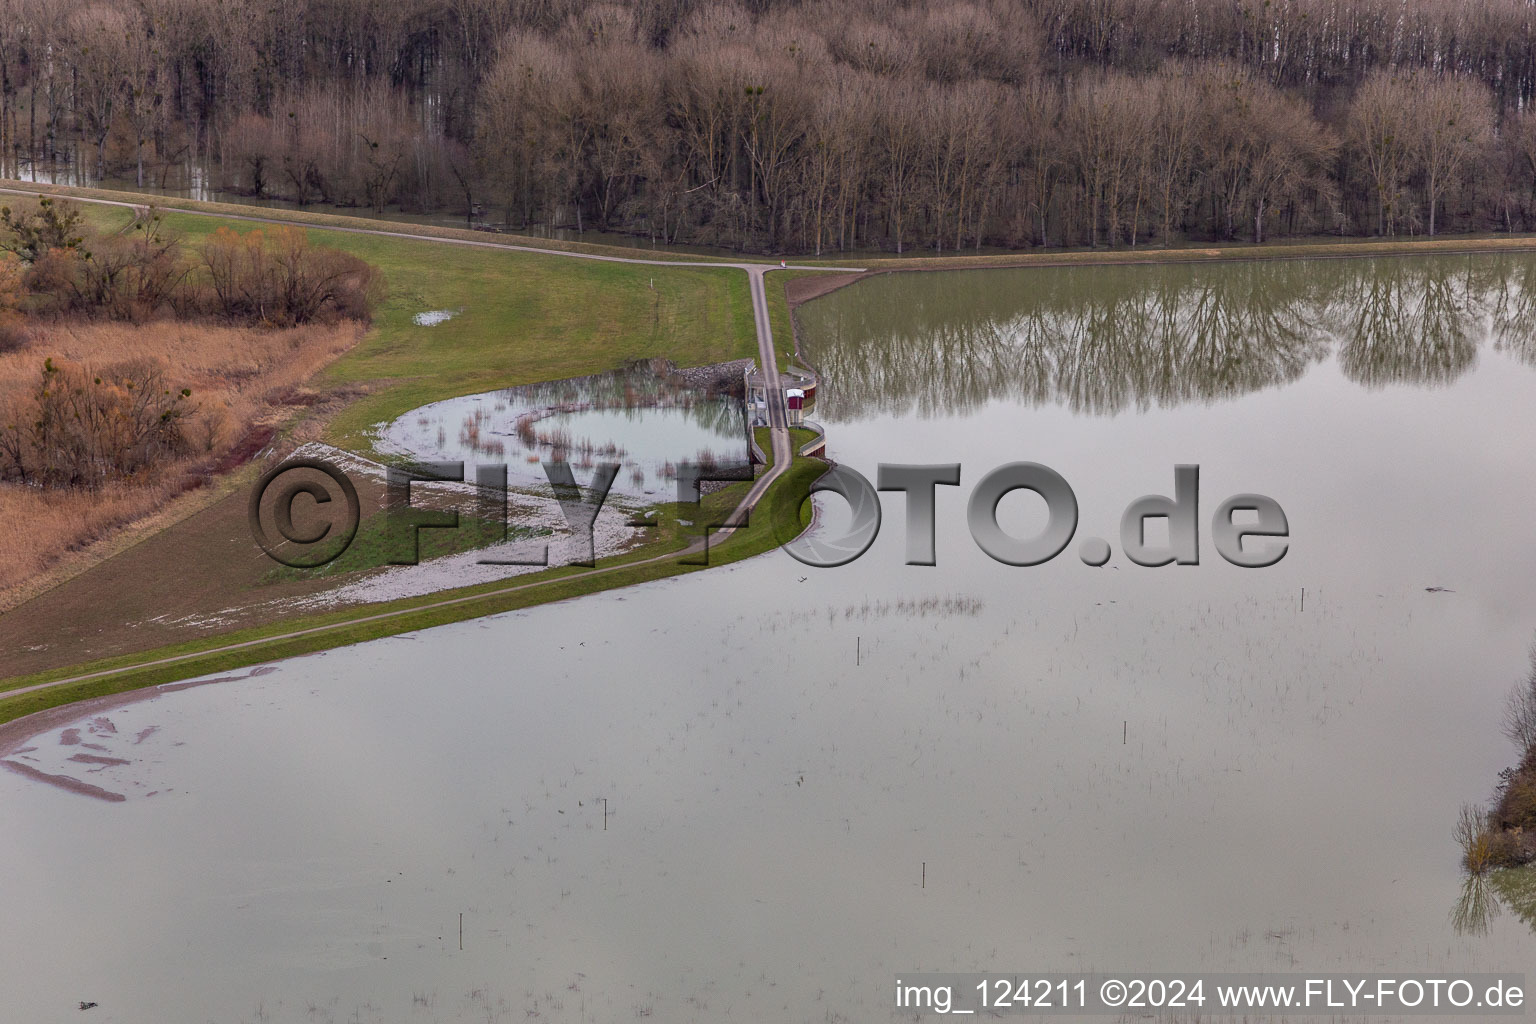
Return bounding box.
[1452,871,1502,936]
[1454,864,1536,937]
[1489,866,1536,931]
[802,261,1331,420]
[803,255,1536,422]
[1064,263,1329,413]
[1331,258,1479,388]
[1485,257,1536,369]
[686,395,750,434]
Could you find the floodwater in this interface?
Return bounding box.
[376,367,749,501]
[4,254,1536,1022]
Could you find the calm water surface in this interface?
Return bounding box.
[376,367,748,501]
[4,255,1536,1022]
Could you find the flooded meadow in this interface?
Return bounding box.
[4,254,1536,1021]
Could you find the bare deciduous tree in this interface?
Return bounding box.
[1415,75,1494,237]
[7,0,1533,254]
[1347,71,1417,236]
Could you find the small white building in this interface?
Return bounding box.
[785,388,805,425]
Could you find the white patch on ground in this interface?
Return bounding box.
[275,443,643,611]
[283,502,638,610]
[287,441,392,481]
[139,608,246,630]
[413,309,458,327]
[111,442,645,629]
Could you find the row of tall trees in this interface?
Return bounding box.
[4,0,1536,252]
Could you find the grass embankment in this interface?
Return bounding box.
[0,179,731,264]
[30,176,1536,275]
[798,234,1536,274]
[259,506,543,583]
[0,427,823,726]
[25,178,1536,273]
[69,204,757,455]
[0,197,778,700]
[764,269,826,372]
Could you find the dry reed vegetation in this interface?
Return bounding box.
[0,197,378,600]
[0,317,362,598]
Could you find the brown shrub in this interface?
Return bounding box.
[1458,804,1498,873]
[0,310,29,353]
[3,202,377,326]
[75,232,193,322]
[1497,767,1536,833]
[0,318,363,598]
[1480,829,1529,872]
[21,247,84,314]
[0,251,22,304]
[0,357,196,489]
[0,198,86,264]
[0,319,362,453]
[201,225,379,326]
[0,256,26,351]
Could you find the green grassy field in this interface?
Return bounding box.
[765,268,823,370]
[76,203,759,454]
[6,180,730,263]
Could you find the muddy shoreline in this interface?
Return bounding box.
[0,665,278,764]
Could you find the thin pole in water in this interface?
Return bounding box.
[1301,587,1305,612]
[921,862,925,888]
[459,913,463,951]
[857,636,860,666]
[1123,721,1127,745]
[603,798,608,830]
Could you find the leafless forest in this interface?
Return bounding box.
[4,0,1536,253]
